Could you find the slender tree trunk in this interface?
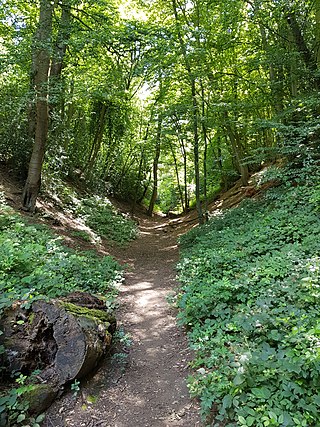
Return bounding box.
[84,102,108,177]
[22,0,55,212]
[216,141,227,190]
[190,77,203,223]
[50,2,71,80]
[138,171,151,204]
[50,1,71,125]
[170,141,185,213]
[148,115,162,216]
[315,0,320,68]
[132,101,157,213]
[173,115,189,212]
[131,148,145,215]
[224,112,249,186]
[131,119,151,214]
[172,0,203,225]
[113,150,136,194]
[200,80,208,221]
[288,30,298,97]
[181,139,189,212]
[259,23,283,115]
[286,10,320,88]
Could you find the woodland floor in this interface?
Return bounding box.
[1,169,259,427]
[43,214,202,427]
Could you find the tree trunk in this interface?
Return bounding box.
[224,112,249,186]
[22,0,55,212]
[172,0,203,225]
[315,0,320,68]
[200,80,208,221]
[286,10,320,88]
[173,115,189,212]
[50,2,71,80]
[259,22,284,115]
[148,115,162,216]
[131,107,154,214]
[0,292,116,415]
[131,147,145,214]
[170,141,185,212]
[85,102,108,177]
[113,150,136,194]
[49,1,72,126]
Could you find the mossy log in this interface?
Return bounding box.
[0,292,116,413]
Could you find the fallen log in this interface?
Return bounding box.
[0,292,116,414]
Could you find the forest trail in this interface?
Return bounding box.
[43,214,202,427]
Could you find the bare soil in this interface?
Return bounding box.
[42,215,202,427]
[1,168,268,427]
[0,170,203,426]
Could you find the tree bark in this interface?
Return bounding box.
[132,146,146,214]
[286,10,320,88]
[172,0,203,225]
[200,80,208,221]
[131,105,155,214]
[148,115,162,216]
[314,0,320,68]
[49,1,72,126]
[170,141,185,212]
[22,0,55,212]
[84,102,108,177]
[0,292,116,415]
[258,22,284,115]
[173,114,189,212]
[50,2,71,80]
[223,111,249,186]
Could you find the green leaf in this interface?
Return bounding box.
[238,416,247,425]
[246,416,256,427]
[233,374,245,385]
[313,394,320,406]
[7,393,17,407]
[222,394,233,409]
[252,387,271,400]
[35,413,45,423]
[16,413,26,422]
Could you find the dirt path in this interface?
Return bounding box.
[44,216,202,427]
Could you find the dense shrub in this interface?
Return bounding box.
[178,181,320,426]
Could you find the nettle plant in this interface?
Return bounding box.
[178,181,320,426]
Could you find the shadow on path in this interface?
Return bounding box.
[44,217,202,427]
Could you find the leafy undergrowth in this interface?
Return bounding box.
[0,203,123,316]
[177,180,320,426]
[0,196,124,426]
[76,197,138,246]
[42,177,138,246]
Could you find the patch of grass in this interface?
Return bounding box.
[177,180,320,426]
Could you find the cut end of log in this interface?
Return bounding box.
[0,292,117,415]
